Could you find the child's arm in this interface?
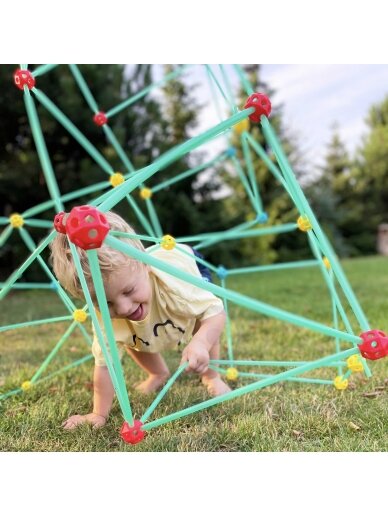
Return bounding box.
[180,310,226,374]
[62,365,115,430]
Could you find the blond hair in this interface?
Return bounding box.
[49,211,145,299]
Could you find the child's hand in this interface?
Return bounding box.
[62,412,107,430]
[181,343,210,374]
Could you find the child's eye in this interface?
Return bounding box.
[123,289,133,296]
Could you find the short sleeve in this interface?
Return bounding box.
[149,245,224,321]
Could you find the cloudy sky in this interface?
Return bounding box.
[160,64,388,179]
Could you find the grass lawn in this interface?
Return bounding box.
[1,255,387,452]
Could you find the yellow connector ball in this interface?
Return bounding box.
[226,367,239,381]
[21,381,32,391]
[347,354,364,373]
[233,118,250,135]
[323,257,331,269]
[297,215,312,232]
[73,309,88,323]
[334,376,348,390]
[161,234,176,250]
[140,187,152,200]
[110,172,125,187]
[9,213,24,228]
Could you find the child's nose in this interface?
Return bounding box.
[115,298,132,317]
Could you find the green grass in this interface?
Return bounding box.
[1,255,388,451]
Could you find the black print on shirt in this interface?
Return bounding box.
[153,319,185,337]
[132,335,150,348]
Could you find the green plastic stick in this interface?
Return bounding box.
[24,219,54,228]
[0,231,56,301]
[141,363,188,423]
[32,64,58,78]
[232,64,254,96]
[228,260,318,275]
[33,88,114,175]
[211,366,334,385]
[68,64,99,113]
[175,244,219,273]
[23,90,64,213]
[99,109,254,212]
[0,316,72,333]
[31,321,78,382]
[105,235,362,344]
[106,65,191,118]
[87,250,134,425]
[231,155,260,212]
[194,218,259,251]
[0,282,53,290]
[241,132,263,212]
[221,278,234,362]
[209,359,347,367]
[142,346,360,431]
[205,65,236,114]
[145,198,163,237]
[0,225,13,247]
[102,125,136,173]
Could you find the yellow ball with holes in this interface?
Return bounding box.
[9,213,24,228]
[334,376,348,390]
[140,187,152,200]
[297,215,312,232]
[323,257,331,269]
[347,354,364,373]
[161,234,176,250]
[110,172,125,187]
[21,381,32,391]
[226,367,239,381]
[73,309,88,323]
[233,118,250,135]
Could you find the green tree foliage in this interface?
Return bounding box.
[307,125,353,256]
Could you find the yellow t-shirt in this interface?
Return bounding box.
[92,245,224,366]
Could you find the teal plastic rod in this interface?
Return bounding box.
[175,244,219,273]
[0,282,52,290]
[105,235,362,345]
[102,125,136,173]
[205,65,236,114]
[25,219,54,228]
[0,231,56,301]
[0,225,13,247]
[152,153,227,193]
[31,321,78,382]
[176,223,297,244]
[261,117,370,331]
[141,346,360,431]
[194,218,258,251]
[227,260,318,275]
[209,359,347,367]
[110,231,159,244]
[33,88,114,175]
[0,217,10,224]
[32,64,58,78]
[231,155,260,212]
[70,243,130,417]
[99,108,254,212]
[141,363,188,423]
[106,65,191,118]
[145,198,163,237]
[241,132,263,212]
[221,278,234,362]
[125,194,156,237]
[219,65,238,114]
[205,64,224,123]
[233,64,254,96]
[0,316,72,333]
[88,250,134,425]
[19,227,76,313]
[68,64,99,113]
[211,366,334,385]
[24,90,64,213]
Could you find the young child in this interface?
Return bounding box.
[50,211,231,429]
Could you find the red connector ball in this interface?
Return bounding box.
[65,206,110,250]
[53,211,67,234]
[93,112,108,126]
[14,69,36,90]
[120,420,146,444]
[244,93,271,122]
[358,330,388,360]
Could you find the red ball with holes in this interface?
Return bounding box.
[358,330,388,360]
[14,69,36,90]
[53,211,67,234]
[93,112,108,126]
[65,206,110,250]
[243,93,271,122]
[120,420,146,444]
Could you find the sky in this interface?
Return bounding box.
[162,64,388,181]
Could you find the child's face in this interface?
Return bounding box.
[103,262,152,321]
